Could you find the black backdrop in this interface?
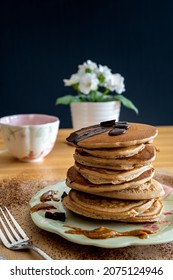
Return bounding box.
[1,0,173,128]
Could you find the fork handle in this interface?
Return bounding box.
[25,244,53,260]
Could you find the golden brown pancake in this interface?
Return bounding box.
[67,166,155,192]
[67,123,158,149]
[77,144,145,159]
[62,190,163,222]
[74,162,153,184]
[74,144,156,170]
[66,167,164,199]
[120,199,163,222]
[89,180,164,200]
[95,179,164,200]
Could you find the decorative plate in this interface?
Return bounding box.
[29,180,173,248]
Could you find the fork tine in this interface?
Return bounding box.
[0,208,21,240]
[0,216,16,243]
[0,229,10,244]
[5,207,28,239]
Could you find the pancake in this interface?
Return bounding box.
[77,144,145,159]
[62,190,163,222]
[66,167,163,199]
[67,122,158,148]
[87,179,164,200]
[74,144,156,170]
[120,199,163,222]
[67,166,155,192]
[94,179,165,200]
[74,162,153,184]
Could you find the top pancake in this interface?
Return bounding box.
[67,122,158,148]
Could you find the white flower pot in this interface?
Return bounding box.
[70,101,121,130]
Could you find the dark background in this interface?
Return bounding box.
[1,0,173,128]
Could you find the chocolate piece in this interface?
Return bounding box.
[113,122,130,129]
[66,132,78,143]
[100,120,116,127]
[66,126,109,145]
[61,191,68,200]
[45,211,66,222]
[109,128,126,136]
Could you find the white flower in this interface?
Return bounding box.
[78,60,98,72]
[106,73,125,94]
[63,61,125,95]
[78,73,99,94]
[98,64,112,77]
[97,64,112,85]
[63,73,79,86]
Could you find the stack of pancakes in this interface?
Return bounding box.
[63,121,164,222]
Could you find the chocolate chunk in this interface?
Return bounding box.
[61,191,68,200]
[45,211,66,222]
[108,128,126,136]
[66,126,109,144]
[113,123,130,129]
[100,120,116,127]
[66,132,78,143]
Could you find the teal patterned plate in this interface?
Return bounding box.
[29,181,173,248]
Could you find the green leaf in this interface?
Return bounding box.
[55,93,139,114]
[114,95,139,114]
[55,95,79,105]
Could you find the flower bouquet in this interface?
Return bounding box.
[56,60,138,114]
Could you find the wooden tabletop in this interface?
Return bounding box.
[0,129,75,182]
[0,126,173,260]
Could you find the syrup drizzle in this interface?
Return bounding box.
[40,190,59,202]
[64,225,155,239]
[30,203,56,213]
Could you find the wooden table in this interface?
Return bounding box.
[0,127,173,260]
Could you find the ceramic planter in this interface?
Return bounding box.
[70,101,121,130]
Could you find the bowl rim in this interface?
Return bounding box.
[0,114,60,127]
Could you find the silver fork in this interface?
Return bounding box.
[0,207,53,260]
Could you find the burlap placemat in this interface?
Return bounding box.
[0,170,173,260]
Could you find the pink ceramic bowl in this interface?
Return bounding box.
[0,114,60,162]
